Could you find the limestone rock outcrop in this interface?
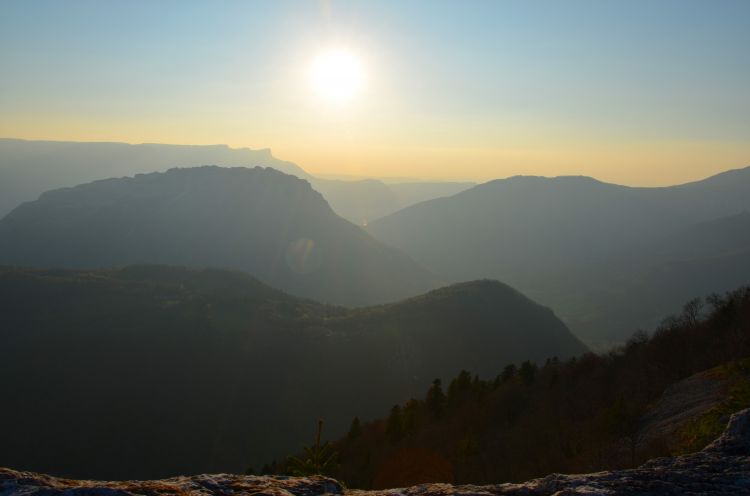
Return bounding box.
[4,408,750,496]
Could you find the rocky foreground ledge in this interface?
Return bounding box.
[4,409,750,496]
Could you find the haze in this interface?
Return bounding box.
[1,0,749,185]
[4,1,750,489]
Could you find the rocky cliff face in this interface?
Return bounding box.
[4,408,750,496]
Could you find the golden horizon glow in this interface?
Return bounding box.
[2,127,748,188]
[1,3,748,188]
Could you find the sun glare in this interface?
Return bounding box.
[309,49,364,104]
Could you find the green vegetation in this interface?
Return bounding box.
[0,265,582,480]
[347,418,362,440]
[4,266,748,486]
[677,358,750,453]
[287,420,339,476]
[297,286,750,489]
[425,379,447,419]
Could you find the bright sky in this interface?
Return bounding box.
[1,0,749,185]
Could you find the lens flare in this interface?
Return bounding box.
[285,238,322,274]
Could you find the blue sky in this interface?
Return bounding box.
[1,0,749,183]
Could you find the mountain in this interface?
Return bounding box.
[0,138,307,218]
[646,210,750,263]
[309,178,474,225]
[589,211,750,339]
[0,138,473,226]
[0,265,586,479]
[366,167,750,347]
[313,286,750,489]
[0,166,437,306]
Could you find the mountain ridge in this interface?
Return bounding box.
[366,165,750,347]
[0,165,439,307]
[0,138,474,224]
[0,264,585,479]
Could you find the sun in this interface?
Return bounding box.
[309,49,364,104]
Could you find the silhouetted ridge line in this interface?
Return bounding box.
[0,166,438,306]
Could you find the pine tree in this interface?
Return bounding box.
[402,399,419,435]
[448,370,472,402]
[457,370,472,391]
[287,419,338,476]
[519,361,537,385]
[347,416,362,440]
[426,378,447,418]
[501,363,517,382]
[386,404,403,441]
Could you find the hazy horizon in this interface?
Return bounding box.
[2,136,748,188]
[2,1,749,186]
[2,2,750,488]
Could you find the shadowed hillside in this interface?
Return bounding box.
[367,168,750,347]
[303,286,750,489]
[0,266,585,480]
[0,166,438,306]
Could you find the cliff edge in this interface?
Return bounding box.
[3,408,750,496]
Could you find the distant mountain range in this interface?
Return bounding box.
[0,138,306,216]
[0,138,473,224]
[309,178,473,225]
[2,137,747,348]
[367,167,750,348]
[0,166,438,306]
[0,265,586,479]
